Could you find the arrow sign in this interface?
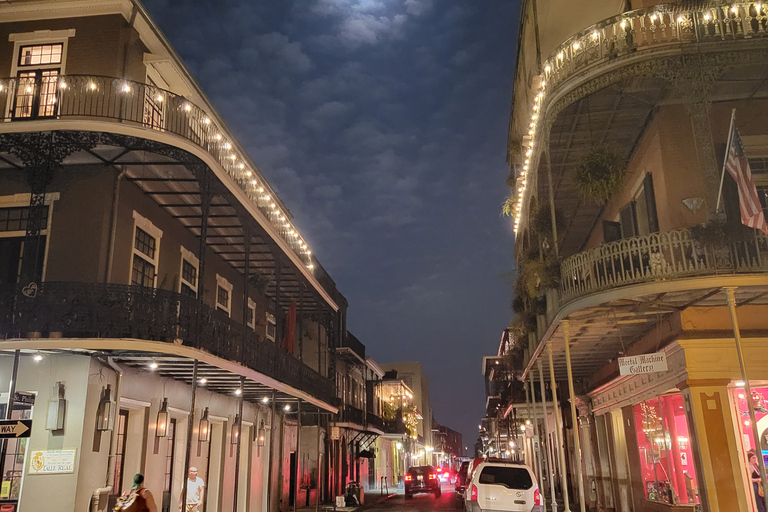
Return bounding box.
[0,419,32,438]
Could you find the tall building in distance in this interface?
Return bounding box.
[380,361,432,465]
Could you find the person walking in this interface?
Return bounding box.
[115,473,158,512]
[180,467,205,512]
[748,451,766,512]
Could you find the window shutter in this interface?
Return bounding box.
[643,173,659,233]
[619,202,638,238]
[602,221,622,243]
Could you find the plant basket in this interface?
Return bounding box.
[574,146,626,206]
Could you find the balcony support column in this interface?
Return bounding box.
[725,287,768,511]
[529,372,546,512]
[233,375,245,512]
[298,283,304,362]
[294,398,302,512]
[545,147,559,258]
[538,360,558,512]
[242,224,251,359]
[180,360,199,512]
[275,256,283,344]
[563,321,586,512]
[267,390,277,511]
[548,343,570,512]
[197,174,212,307]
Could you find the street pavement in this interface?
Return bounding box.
[365,483,462,512]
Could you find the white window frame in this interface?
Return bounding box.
[131,211,162,288]
[179,246,199,297]
[215,274,233,317]
[265,312,276,341]
[0,193,59,282]
[247,298,256,330]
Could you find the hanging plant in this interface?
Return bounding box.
[690,218,755,246]
[519,258,560,298]
[502,195,517,217]
[574,146,627,206]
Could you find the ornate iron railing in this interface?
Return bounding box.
[559,228,768,303]
[341,404,365,425]
[544,2,768,91]
[0,282,334,404]
[367,413,384,431]
[0,74,312,268]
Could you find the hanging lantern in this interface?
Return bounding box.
[198,407,211,443]
[257,419,266,447]
[156,398,170,438]
[231,414,240,444]
[96,385,116,431]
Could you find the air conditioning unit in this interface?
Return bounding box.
[265,312,276,341]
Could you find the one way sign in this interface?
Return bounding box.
[0,420,32,438]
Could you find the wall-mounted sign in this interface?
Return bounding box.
[28,449,76,475]
[13,392,35,406]
[330,426,340,441]
[0,420,31,439]
[618,352,668,376]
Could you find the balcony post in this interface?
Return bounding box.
[242,224,251,360]
[548,343,571,512]
[233,375,245,512]
[538,360,558,512]
[725,287,768,511]
[267,390,276,511]
[180,359,198,512]
[275,256,283,344]
[545,147,559,258]
[529,373,546,512]
[294,398,302,512]
[298,282,304,362]
[197,172,212,312]
[563,321,586,512]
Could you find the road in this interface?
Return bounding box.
[367,483,462,512]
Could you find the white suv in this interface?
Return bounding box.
[464,460,542,512]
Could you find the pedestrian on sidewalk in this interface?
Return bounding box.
[115,473,158,512]
[748,451,766,512]
[179,467,206,512]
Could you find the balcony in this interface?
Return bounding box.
[544,2,768,94]
[0,282,334,405]
[559,228,768,304]
[0,74,311,267]
[367,413,385,432]
[340,404,364,426]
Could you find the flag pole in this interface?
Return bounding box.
[715,108,737,214]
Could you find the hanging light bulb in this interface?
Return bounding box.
[198,407,211,443]
[156,398,170,437]
[231,414,240,444]
[257,419,266,447]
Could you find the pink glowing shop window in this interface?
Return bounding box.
[732,386,768,462]
[633,394,699,505]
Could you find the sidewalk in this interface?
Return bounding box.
[297,489,399,512]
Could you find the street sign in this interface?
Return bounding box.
[0,420,31,438]
[13,392,35,406]
[330,426,340,441]
[618,352,668,375]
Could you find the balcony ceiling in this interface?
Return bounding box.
[540,62,768,258]
[535,281,768,385]
[0,140,331,314]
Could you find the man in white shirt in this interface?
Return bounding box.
[180,467,205,512]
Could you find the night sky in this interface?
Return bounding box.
[142,0,519,449]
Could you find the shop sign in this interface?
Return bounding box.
[330,426,340,441]
[28,449,76,475]
[13,392,34,406]
[618,352,668,375]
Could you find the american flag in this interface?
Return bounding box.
[725,122,768,235]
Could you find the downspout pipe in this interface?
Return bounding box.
[105,357,123,490]
[105,168,126,283]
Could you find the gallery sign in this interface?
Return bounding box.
[618,352,668,376]
[28,449,76,475]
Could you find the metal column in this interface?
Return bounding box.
[233,376,245,512]
[294,399,302,512]
[181,360,198,512]
[529,373,546,512]
[563,321,586,512]
[267,390,276,511]
[538,360,557,512]
[549,343,570,512]
[726,287,768,511]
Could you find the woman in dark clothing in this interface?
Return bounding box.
[748,451,766,512]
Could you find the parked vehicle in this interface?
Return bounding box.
[404,465,442,499]
[463,460,542,512]
[455,460,470,496]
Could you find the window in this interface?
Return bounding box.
[0,206,48,232]
[12,44,63,119]
[0,203,52,285]
[266,312,276,341]
[633,394,699,505]
[478,466,533,489]
[216,274,232,316]
[113,410,129,495]
[131,212,162,288]
[247,299,256,329]
[179,247,199,298]
[18,43,62,66]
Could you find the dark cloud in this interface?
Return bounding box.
[143,0,519,448]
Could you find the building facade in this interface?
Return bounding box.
[0,1,349,511]
[504,1,768,512]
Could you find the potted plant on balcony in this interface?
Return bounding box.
[574,146,626,206]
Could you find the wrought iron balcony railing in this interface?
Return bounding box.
[367,413,384,431]
[340,404,364,425]
[544,2,768,91]
[559,228,768,303]
[0,282,334,404]
[0,74,312,269]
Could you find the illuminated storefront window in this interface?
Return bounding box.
[633,394,700,505]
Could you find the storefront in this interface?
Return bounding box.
[730,384,768,512]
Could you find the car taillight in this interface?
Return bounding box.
[469,484,478,501]
[428,473,436,480]
[534,488,541,506]
[404,475,412,482]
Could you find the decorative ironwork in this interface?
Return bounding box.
[560,228,768,303]
[0,282,334,405]
[0,75,313,267]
